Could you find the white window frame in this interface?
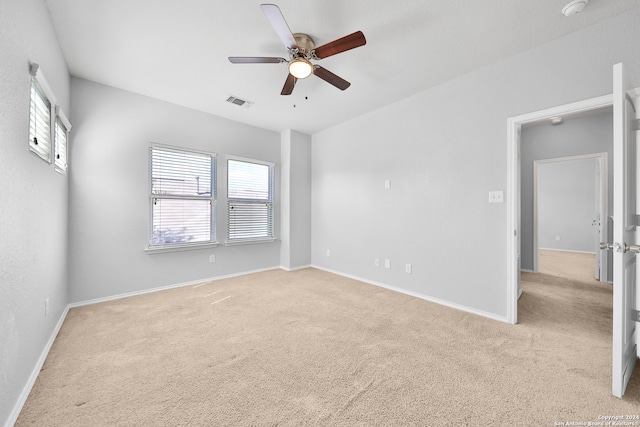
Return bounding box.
[54,107,71,174]
[146,144,218,253]
[29,64,57,163]
[226,155,276,245]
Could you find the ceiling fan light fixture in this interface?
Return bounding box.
[288,58,313,79]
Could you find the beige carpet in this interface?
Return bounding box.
[538,249,602,282]
[16,258,640,426]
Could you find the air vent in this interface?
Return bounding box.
[226,95,254,108]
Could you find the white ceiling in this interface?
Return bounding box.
[45,0,640,135]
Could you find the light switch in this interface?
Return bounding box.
[489,191,504,203]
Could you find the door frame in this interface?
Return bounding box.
[506,94,613,325]
[532,153,608,279]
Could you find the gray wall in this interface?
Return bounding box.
[311,9,639,319]
[69,78,283,303]
[521,112,613,271]
[0,0,70,425]
[3,3,640,425]
[537,158,598,252]
[280,130,312,270]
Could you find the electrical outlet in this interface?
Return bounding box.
[384,179,391,189]
[326,249,331,257]
[45,298,49,317]
[488,191,504,203]
[405,264,412,274]
[555,236,561,241]
[209,254,216,263]
[374,258,380,267]
[384,259,391,269]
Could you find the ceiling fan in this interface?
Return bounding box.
[228,3,367,95]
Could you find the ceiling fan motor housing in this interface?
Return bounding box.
[292,33,315,55]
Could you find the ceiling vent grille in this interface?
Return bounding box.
[226,95,254,108]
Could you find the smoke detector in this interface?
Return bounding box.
[562,0,588,16]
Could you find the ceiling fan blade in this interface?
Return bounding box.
[313,66,351,91]
[228,56,286,64]
[281,73,297,95]
[260,4,298,50]
[313,31,366,59]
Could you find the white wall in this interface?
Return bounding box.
[0,0,70,425]
[311,8,640,320]
[69,78,283,303]
[537,158,598,252]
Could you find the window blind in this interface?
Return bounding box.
[227,159,274,242]
[152,198,212,245]
[149,146,215,247]
[29,80,52,161]
[54,116,68,172]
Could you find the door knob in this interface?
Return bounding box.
[625,244,640,254]
[600,242,640,253]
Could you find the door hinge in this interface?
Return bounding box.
[636,118,640,131]
[633,309,640,322]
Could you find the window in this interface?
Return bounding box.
[54,108,71,173]
[227,157,275,243]
[29,63,71,169]
[148,146,216,249]
[29,77,53,162]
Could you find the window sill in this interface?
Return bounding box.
[29,147,52,164]
[224,238,277,246]
[145,241,219,254]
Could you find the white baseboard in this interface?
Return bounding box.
[538,247,596,255]
[5,305,69,427]
[280,264,312,272]
[68,266,282,308]
[310,265,509,324]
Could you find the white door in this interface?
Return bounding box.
[594,158,602,280]
[516,125,522,300]
[611,62,638,398]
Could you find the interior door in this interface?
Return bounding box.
[516,125,522,299]
[595,158,602,280]
[611,62,638,398]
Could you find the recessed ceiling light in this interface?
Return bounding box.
[562,0,588,17]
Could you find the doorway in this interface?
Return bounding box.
[508,64,640,398]
[533,153,608,281]
[506,94,614,325]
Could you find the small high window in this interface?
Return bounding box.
[29,76,53,162]
[29,63,71,170]
[54,109,71,173]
